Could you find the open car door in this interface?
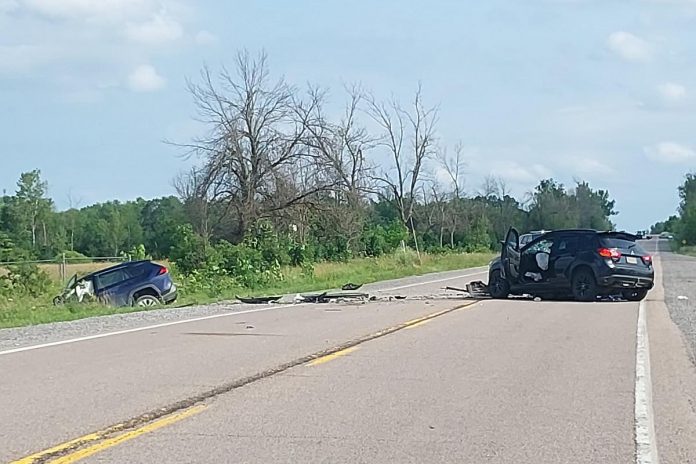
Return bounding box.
[501,227,521,283]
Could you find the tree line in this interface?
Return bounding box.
[1,51,618,280]
[651,173,696,244]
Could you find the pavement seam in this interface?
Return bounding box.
[13,300,480,463]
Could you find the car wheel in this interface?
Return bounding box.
[53,296,65,306]
[135,295,160,307]
[622,289,648,302]
[488,270,510,299]
[572,269,598,302]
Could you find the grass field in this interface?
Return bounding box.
[0,251,495,329]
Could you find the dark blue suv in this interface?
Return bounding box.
[54,260,177,308]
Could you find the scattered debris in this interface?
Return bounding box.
[245,325,255,329]
[341,283,363,291]
[298,291,370,303]
[465,281,491,298]
[236,296,282,304]
[444,286,468,293]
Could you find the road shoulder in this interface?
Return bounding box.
[647,254,696,463]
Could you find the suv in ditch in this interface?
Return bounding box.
[488,228,654,301]
[53,260,177,308]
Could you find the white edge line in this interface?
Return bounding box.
[0,268,489,357]
[0,305,301,357]
[635,299,659,464]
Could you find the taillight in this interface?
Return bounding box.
[642,255,652,265]
[157,266,168,275]
[598,248,621,261]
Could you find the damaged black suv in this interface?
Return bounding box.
[488,228,654,301]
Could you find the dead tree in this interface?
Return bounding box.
[366,84,438,230]
[436,142,467,247]
[173,51,331,241]
[297,84,375,249]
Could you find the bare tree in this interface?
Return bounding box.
[436,142,467,200]
[172,51,332,241]
[366,84,438,229]
[297,84,375,249]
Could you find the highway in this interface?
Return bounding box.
[2,240,696,463]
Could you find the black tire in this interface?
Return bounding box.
[53,296,65,306]
[622,289,648,302]
[134,294,160,307]
[488,270,510,299]
[572,268,598,302]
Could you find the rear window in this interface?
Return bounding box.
[600,237,646,253]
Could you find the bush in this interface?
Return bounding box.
[215,239,283,289]
[0,263,52,297]
[393,248,420,268]
[288,241,314,266]
[170,224,208,275]
[55,250,91,263]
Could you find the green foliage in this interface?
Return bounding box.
[170,224,208,274]
[463,216,492,252]
[55,250,91,263]
[0,264,52,298]
[394,248,420,268]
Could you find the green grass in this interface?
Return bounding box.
[0,251,494,329]
[676,244,696,257]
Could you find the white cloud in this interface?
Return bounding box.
[127,64,165,92]
[645,142,696,164]
[607,31,653,63]
[22,0,153,21]
[493,161,553,184]
[657,82,686,102]
[125,12,182,44]
[195,30,216,46]
[561,156,615,178]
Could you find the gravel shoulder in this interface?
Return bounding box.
[0,266,487,352]
[657,240,696,363]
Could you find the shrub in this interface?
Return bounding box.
[170,224,208,275]
[393,248,420,268]
[55,250,91,263]
[0,263,52,297]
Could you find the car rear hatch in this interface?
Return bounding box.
[597,233,653,276]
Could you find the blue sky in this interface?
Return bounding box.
[2,0,696,231]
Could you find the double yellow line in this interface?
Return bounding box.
[12,406,206,464]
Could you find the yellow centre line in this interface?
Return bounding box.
[406,319,432,329]
[307,346,359,366]
[12,406,206,464]
[11,432,105,464]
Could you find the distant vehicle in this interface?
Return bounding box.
[488,228,654,302]
[53,260,177,308]
[659,232,674,240]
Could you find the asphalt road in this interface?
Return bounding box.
[3,245,696,463]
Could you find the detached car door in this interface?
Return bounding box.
[502,228,521,282]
